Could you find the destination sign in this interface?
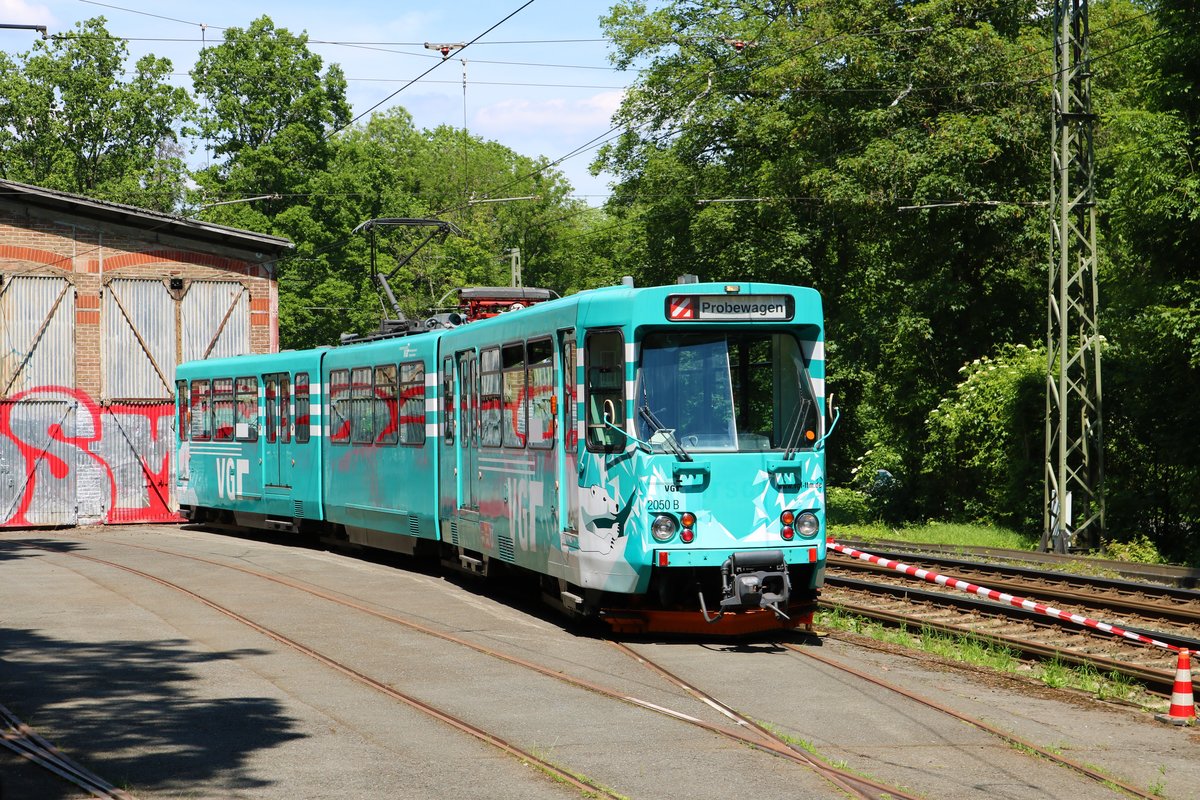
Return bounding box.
[666,295,793,321]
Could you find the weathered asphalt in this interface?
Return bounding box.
[1,525,1197,800]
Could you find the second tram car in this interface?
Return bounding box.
[175,279,831,634]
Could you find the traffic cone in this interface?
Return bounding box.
[1155,649,1196,726]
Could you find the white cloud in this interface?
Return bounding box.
[473,90,623,137]
[0,0,55,28]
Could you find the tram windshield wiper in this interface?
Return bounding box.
[638,405,693,462]
[781,396,813,461]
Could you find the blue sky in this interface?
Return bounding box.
[1,0,632,203]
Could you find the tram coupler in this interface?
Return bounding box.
[701,550,792,623]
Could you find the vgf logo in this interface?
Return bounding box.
[216,457,250,499]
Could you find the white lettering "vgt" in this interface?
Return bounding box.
[216,457,250,499]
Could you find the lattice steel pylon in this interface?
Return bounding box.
[1042,0,1105,553]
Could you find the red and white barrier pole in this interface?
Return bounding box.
[828,541,1180,653]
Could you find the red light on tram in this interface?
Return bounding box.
[680,528,695,544]
[781,526,795,540]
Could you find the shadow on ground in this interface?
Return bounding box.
[0,540,304,798]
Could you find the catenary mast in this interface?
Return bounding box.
[1043,0,1105,552]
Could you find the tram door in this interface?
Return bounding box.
[456,350,478,509]
[559,331,578,532]
[263,372,291,490]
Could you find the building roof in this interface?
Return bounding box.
[0,179,293,257]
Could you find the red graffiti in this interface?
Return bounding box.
[0,386,183,527]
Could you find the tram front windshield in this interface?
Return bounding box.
[636,330,818,453]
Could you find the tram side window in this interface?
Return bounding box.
[330,369,351,444]
[190,380,211,440]
[502,342,526,448]
[527,338,554,449]
[265,376,278,443]
[351,366,374,444]
[586,331,625,450]
[562,339,577,450]
[235,376,258,442]
[213,378,235,441]
[278,374,291,444]
[176,380,189,441]
[295,373,311,443]
[480,347,502,447]
[400,361,426,445]
[457,352,477,448]
[375,364,399,445]
[442,357,455,445]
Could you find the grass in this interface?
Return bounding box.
[830,520,1037,550]
[528,749,631,800]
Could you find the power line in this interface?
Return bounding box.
[78,0,226,31]
[51,33,621,72]
[326,0,539,138]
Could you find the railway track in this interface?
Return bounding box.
[615,639,1168,800]
[6,530,1184,799]
[775,643,1164,800]
[836,539,1200,588]
[15,536,924,800]
[824,544,1200,698]
[1,702,135,800]
[44,545,624,800]
[607,641,923,800]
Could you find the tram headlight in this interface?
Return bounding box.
[651,514,678,543]
[796,512,819,538]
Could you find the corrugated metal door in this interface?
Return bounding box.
[1,275,75,396]
[100,277,177,522]
[181,281,249,362]
[101,278,247,524]
[1,275,78,526]
[103,278,176,400]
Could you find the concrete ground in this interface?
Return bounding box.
[1,524,1197,800]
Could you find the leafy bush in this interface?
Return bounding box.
[849,444,909,523]
[1100,534,1166,564]
[827,486,874,526]
[921,344,1045,530]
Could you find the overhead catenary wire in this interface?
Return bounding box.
[327,0,538,138]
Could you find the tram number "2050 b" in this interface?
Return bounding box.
[647,498,681,511]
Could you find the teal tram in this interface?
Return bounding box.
[175,280,832,634]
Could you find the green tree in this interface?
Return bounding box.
[188,15,361,348]
[0,17,193,209]
[187,18,597,349]
[254,110,587,348]
[1094,0,1200,558]
[600,0,1050,517]
[189,15,351,221]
